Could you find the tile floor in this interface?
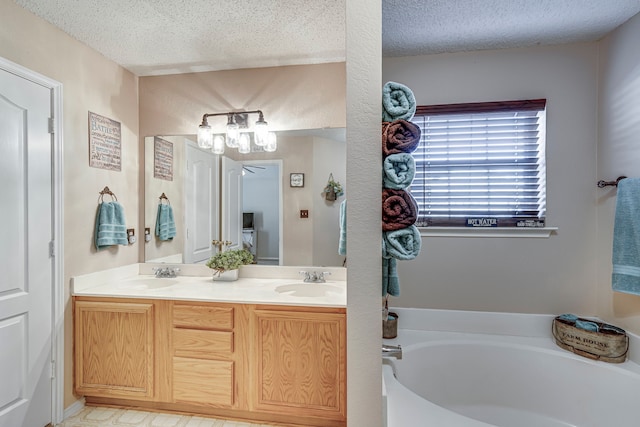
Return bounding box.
[58,406,282,427]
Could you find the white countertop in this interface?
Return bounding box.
[72,264,346,308]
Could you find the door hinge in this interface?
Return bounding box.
[49,240,55,257]
[48,117,55,134]
[51,360,55,379]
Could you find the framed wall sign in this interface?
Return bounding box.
[290,173,304,187]
[88,111,121,171]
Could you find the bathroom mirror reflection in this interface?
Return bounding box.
[143,128,346,267]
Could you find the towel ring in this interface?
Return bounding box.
[98,186,117,203]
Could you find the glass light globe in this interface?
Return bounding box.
[212,135,225,155]
[197,124,213,149]
[238,133,251,154]
[264,132,277,152]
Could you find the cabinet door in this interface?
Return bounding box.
[75,300,155,399]
[251,308,346,421]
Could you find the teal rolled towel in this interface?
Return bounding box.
[382,81,416,122]
[155,203,176,241]
[383,153,416,190]
[94,201,128,250]
[382,257,400,296]
[575,319,599,332]
[382,225,421,260]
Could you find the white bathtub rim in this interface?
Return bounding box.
[383,330,640,427]
[383,363,495,427]
[386,308,640,365]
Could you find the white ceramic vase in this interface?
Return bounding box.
[212,269,239,281]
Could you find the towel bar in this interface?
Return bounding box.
[597,176,627,188]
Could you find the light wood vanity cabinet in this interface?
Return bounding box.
[74,299,158,399]
[251,306,347,423]
[74,297,346,426]
[171,302,247,408]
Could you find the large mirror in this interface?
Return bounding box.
[143,128,346,267]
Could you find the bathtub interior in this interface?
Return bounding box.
[384,315,640,427]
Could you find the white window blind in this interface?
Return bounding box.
[410,100,547,227]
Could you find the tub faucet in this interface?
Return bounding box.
[152,266,180,278]
[382,344,402,360]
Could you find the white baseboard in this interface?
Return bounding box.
[63,397,85,420]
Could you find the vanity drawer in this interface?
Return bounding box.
[173,357,234,406]
[173,328,234,356]
[173,303,234,330]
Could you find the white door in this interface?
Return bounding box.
[184,142,219,263]
[0,69,53,427]
[221,157,243,252]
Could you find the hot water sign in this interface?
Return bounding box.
[466,217,498,227]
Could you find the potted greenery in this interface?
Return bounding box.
[323,174,344,202]
[206,248,254,281]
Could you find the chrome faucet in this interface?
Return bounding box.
[152,266,180,278]
[299,270,331,283]
[382,344,402,360]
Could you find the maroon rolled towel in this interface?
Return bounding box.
[382,120,421,156]
[382,189,418,231]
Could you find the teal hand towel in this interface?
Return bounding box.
[338,200,347,255]
[382,225,421,260]
[382,257,400,296]
[155,203,176,241]
[382,81,416,122]
[94,201,128,250]
[383,153,415,190]
[612,178,640,295]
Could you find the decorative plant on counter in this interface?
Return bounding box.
[206,249,254,276]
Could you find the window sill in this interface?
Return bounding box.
[418,226,558,238]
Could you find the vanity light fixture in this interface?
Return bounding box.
[197,110,277,154]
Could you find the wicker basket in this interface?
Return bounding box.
[552,316,628,363]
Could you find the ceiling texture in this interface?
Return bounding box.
[14,0,640,76]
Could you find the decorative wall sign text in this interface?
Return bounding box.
[153,137,173,181]
[89,111,121,171]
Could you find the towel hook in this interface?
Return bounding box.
[159,192,170,204]
[98,186,117,203]
[597,176,627,188]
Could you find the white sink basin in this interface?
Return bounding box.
[121,278,179,290]
[275,283,345,297]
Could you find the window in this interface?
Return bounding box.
[409,99,546,228]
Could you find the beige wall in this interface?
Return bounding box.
[597,12,640,334]
[383,43,600,315]
[0,1,139,408]
[138,62,346,137]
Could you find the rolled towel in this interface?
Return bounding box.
[382,257,400,297]
[382,225,421,260]
[94,201,128,250]
[383,153,416,190]
[575,319,600,332]
[382,81,416,122]
[382,120,421,156]
[382,189,418,232]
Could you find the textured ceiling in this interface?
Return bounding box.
[383,0,640,56]
[14,0,640,76]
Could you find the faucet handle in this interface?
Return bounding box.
[299,270,311,282]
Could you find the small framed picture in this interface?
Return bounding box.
[290,173,304,187]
